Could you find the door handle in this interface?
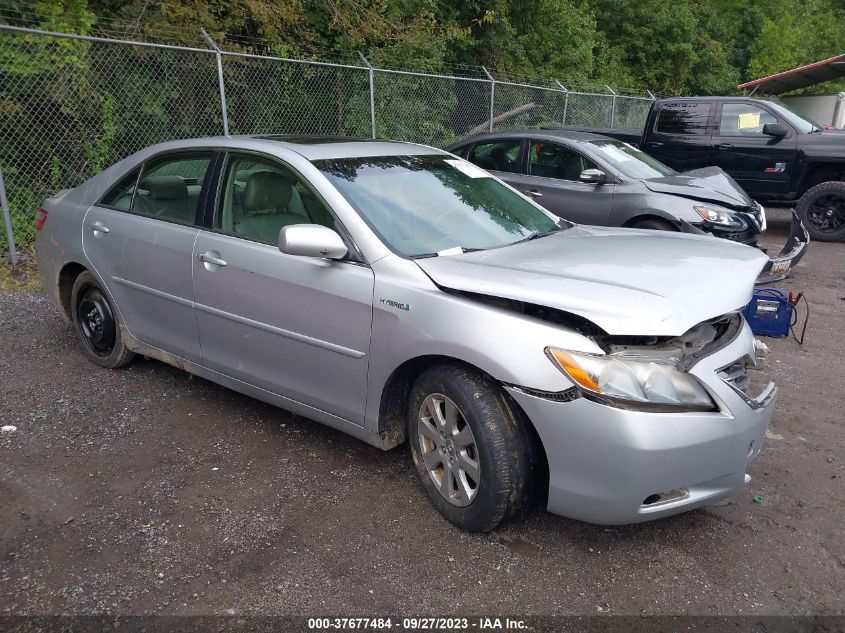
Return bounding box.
[198,252,227,267]
[524,190,543,198]
[647,142,664,148]
[89,221,109,234]
[714,143,733,150]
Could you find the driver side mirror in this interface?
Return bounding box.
[278,224,348,260]
[763,123,788,138]
[579,168,608,185]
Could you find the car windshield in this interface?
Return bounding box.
[315,154,565,257]
[766,101,819,134]
[586,140,676,179]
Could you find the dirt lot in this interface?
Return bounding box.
[1,207,843,618]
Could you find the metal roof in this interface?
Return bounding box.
[450,128,613,145]
[738,54,845,95]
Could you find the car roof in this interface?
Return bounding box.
[448,128,613,147]
[245,135,445,160]
[654,96,767,103]
[136,135,446,162]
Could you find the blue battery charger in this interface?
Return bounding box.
[742,289,793,338]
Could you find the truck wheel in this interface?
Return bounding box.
[630,217,677,231]
[407,364,538,532]
[797,181,845,242]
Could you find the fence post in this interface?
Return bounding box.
[0,164,19,265]
[606,85,616,128]
[555,80,569,126]
[482,66,495,132]
[201,29,230,136]
[358,53,377,139]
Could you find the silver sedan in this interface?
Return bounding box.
[35,136,776,531]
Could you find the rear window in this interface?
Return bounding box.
[655,103,712,135]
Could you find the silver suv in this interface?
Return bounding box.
[36,136,776,531]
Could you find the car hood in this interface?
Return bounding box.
[643,166,754,209]
[416,225,767,336]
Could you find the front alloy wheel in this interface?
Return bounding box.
[417,393,480,507]
[407,364,540,532]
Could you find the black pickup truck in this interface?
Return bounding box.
[569,96,845,242]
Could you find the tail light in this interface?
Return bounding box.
[35,207,48,231]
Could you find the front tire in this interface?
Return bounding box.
[407,364,538,532]
[797,181,845,242]
[70,271,135,368]
[629,217,677,231]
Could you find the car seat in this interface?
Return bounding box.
[234,171,310,242]
[136,176,195,222]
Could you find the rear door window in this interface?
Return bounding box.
[100,168,142,211]
[466,140,522,173]
[448,144,470,158]
[131,154,213,224]
[527,141,597,181]
[655,103,712,135]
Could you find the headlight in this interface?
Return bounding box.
[694,205,746,228]
[546,347,717,412]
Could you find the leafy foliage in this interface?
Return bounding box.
[1,0,844,255]
[7,0,845,96]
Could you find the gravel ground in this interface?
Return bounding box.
[1,207,842,617]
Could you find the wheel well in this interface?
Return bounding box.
[623,214,678,230]
[799,163,845,197]
[58,262,87,319]
[377,356,549,483]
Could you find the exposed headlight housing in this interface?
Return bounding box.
[694,205,746,228]
[546,347,717,412]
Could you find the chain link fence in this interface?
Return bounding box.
[0,24,655,259]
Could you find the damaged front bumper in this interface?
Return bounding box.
[681,206,809,284]
[506,319,775,525]
[756,209,810,284]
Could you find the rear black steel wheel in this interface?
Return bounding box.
[797,181,845,242]
[70,271,135,368]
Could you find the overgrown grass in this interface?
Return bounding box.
[0,255,41,291]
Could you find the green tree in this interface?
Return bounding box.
[746,0,845,92]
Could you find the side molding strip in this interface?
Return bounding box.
[112,276,194,307]
[112,275,366,359]
[194,302,366,359]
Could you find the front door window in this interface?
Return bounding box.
[527,141,597,181]
[718,104,779,137]
[217,155,337,244]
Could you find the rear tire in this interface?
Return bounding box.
[797,181,845,242]
[70,271,135,369]
[629,217,677,231]
[407,364,538,532]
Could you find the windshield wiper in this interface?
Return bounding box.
[511,228,562,245]
[410,246,485,259]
